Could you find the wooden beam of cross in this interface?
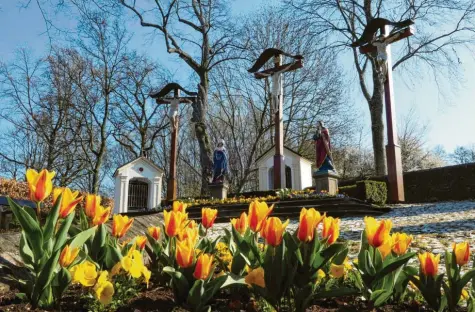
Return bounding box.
[150,83,197,201]
[354,19,415,203]
[248,48,304,190]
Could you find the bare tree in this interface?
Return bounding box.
[118,0,242,194]
[286,0,475,175]
[451,145,475,164]
[111,53,169,158]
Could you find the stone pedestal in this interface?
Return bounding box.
[209,182,229,200]
[313,171,339,195]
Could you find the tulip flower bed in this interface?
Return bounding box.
[2,169,475,312]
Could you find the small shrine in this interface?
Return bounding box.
[255,146,313,191]
[113,157,164,214]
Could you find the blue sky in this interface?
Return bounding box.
[1,0,474,154]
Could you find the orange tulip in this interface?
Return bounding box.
[163,210,187,237]
[147,226,161,240]
[231,212,248,235]
[248,200,274,232]
[392,233,413,255]
[193,253,214,280]
[53,188,83,219]
[177,225,199,245]
[261,217,289,247]
[453,242,471,266]
[377,235,393,259]
[112,215,134,238]
[297,208,323,242]
[172,201,187,213]
[59,244,79,267]
[26,168,55,203]
[202,208,218,229]
[364,217,392,248]
[418,252,440,277]
[92,204,111,226]
[176,238,195,268]
[85,194,101,219]
[136,236,147,250]
[321,216,340,244]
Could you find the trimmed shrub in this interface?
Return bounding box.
[358,180,387,206]
[338,180,387,206]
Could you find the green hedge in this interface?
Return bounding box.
[339,180,387,206]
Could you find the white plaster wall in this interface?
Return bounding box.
[113,159,164,214]
[300,159,313,189]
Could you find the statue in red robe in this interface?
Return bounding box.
[313,121,336,173]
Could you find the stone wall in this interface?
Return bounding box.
[339,163,475,203]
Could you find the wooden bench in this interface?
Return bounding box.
[0,197,36,230]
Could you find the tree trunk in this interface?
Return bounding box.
[369,61,387,176]
[192,75,213,195]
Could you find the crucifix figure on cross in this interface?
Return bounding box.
[150,83,197,201]
[248,48,304,189]
[353,18,415,202]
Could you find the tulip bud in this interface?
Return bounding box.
[136,235,147,250]
[261,217,289,247]
[163,210,187,237]
[321,216,340,244]
[418,252,440,277]
[85,194,101,219]
[112,215,134,238]
[59,244,79,267]
[392,232,412,255]
[193,253,214,280]
[26,168,55,203]
[453,242,471,266]
[202,207,218,229]
[147,226,161,240]
[176,238,194,268]
[297,208,323,242]
[231,212,248,234]
[248,200,274,232]
[54,187,83,219]
[364,217,392,248]
[172,201,187,213]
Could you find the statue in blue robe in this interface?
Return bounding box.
[212,139,228,183]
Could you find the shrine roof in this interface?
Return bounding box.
[113,156,164,177]
[255,145,313,165]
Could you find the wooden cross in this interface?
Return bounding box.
[357,21,415,203]
[150,83,197,201]
[249,48,304,189]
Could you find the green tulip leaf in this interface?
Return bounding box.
[42,193,61,243]
[52,212,75,253]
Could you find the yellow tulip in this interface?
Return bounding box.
[193,253,214,280]
[92,204,111,226]
[59,244,79,268]
[70,261,98,287]
[53,188,83,219]
[94,271,114,305]
[377,235,393,259]
[230,212,248,235]
[172,201,187,213]
[392,232,413,255]
[321,216,340,244]
[453,242,471,266]
[245,267,265,288]
[261,217,289,247]
[85,194,101,219]
[148,226,161,241]
[418,252,440,277]
[330,263,345,278]
[176,238,194,268]
[248,200,274,232]
[364,217,392,248]
[135,235,147,250]
[202,207,218,229]
[297,208,323,242]
[26,168,55,203]
[163,210,187,237]
[112,215,134,238]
